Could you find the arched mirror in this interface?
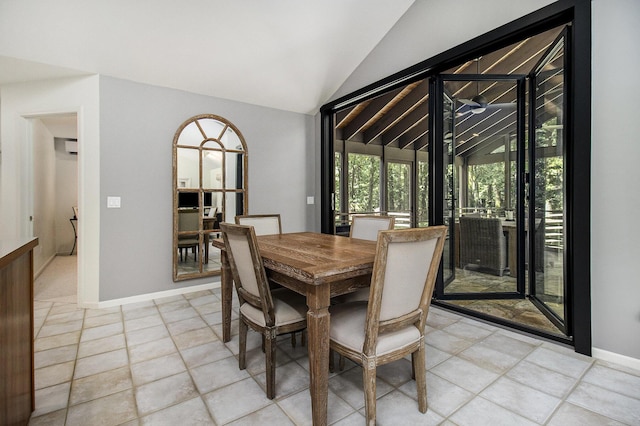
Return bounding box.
[173,114,248,281]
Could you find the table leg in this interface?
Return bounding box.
[306,284,331,426]
[220,250,233,343]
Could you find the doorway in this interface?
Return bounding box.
[433,29,569,337]
[30,113,79,303]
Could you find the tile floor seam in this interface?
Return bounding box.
[562,361,640,425]
[118,307,145,422]
[163,294,224,422]
[56,305,85,425]
[134,372,210,422]
[433,332,548,424]
[485,346,559,424]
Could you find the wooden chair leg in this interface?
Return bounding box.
[329,349,335,373]
[265,332,276,399]
[411,351,416,380]
[338,354,345,371]
[413,346,427,413]
[238,319,248,370]
[291,332,297,347]
[363,364,377,426]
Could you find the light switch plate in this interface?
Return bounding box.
[307,196,315,205]
[107,196,121,208]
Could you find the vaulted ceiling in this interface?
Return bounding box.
[334,25,564,157]
[0,0,414,115]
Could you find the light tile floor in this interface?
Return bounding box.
[29,290,640,425]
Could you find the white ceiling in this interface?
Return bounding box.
[0,0,414,115]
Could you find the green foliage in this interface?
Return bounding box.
[417,161,429,226]
[533,117,564,212]
[468,162,505,209]
[387,162,411,212]
[347,153,380,213]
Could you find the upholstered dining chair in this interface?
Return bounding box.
[234,213,305,346]
[337,215,395,304]
[220,223,308,399]
[235,212,304,347]
[349,214,395,241]
[177,210,199,262]
[235,214,282,235]
[329,226,447,425]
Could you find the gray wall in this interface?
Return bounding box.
[99,77,312,300]
[324,0,640,360]
[590,0,640,360]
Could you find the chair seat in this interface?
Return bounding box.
[240,288,307,327]
[330,302,421,357]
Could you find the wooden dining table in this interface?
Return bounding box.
[212,232,377,426]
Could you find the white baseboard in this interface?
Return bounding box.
[79,279,222,309]
[592,347,640,372]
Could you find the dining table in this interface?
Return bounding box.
[211,232,377,426]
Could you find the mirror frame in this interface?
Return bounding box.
[172,114,248,281]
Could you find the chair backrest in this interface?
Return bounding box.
[235,214,282,236]
[459,216,503,240]
[220,223,275,325]
[459,216,505,255]
[458,216,506,274]
[363,226,447,356]
[178,210,199,232]
[350,215,395,241]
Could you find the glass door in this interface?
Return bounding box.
[437,73,525,300]
[386,161,412,229]
[442,92,456,285]
[528,30,569,334]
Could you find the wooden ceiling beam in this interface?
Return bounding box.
[335,107,355,127]
[342,89,401,140]
[414,133,429,151]
[398,119,428,149]
[363,80,429,144]
[381,105,428,146]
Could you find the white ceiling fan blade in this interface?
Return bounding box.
[485,102,516,110]
[458,98,480,107]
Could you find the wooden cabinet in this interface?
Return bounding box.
[1,238,38,426]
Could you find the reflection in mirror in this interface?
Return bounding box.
[202,149,223,189]
[173,114,248,281]
[177,148,199,189]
